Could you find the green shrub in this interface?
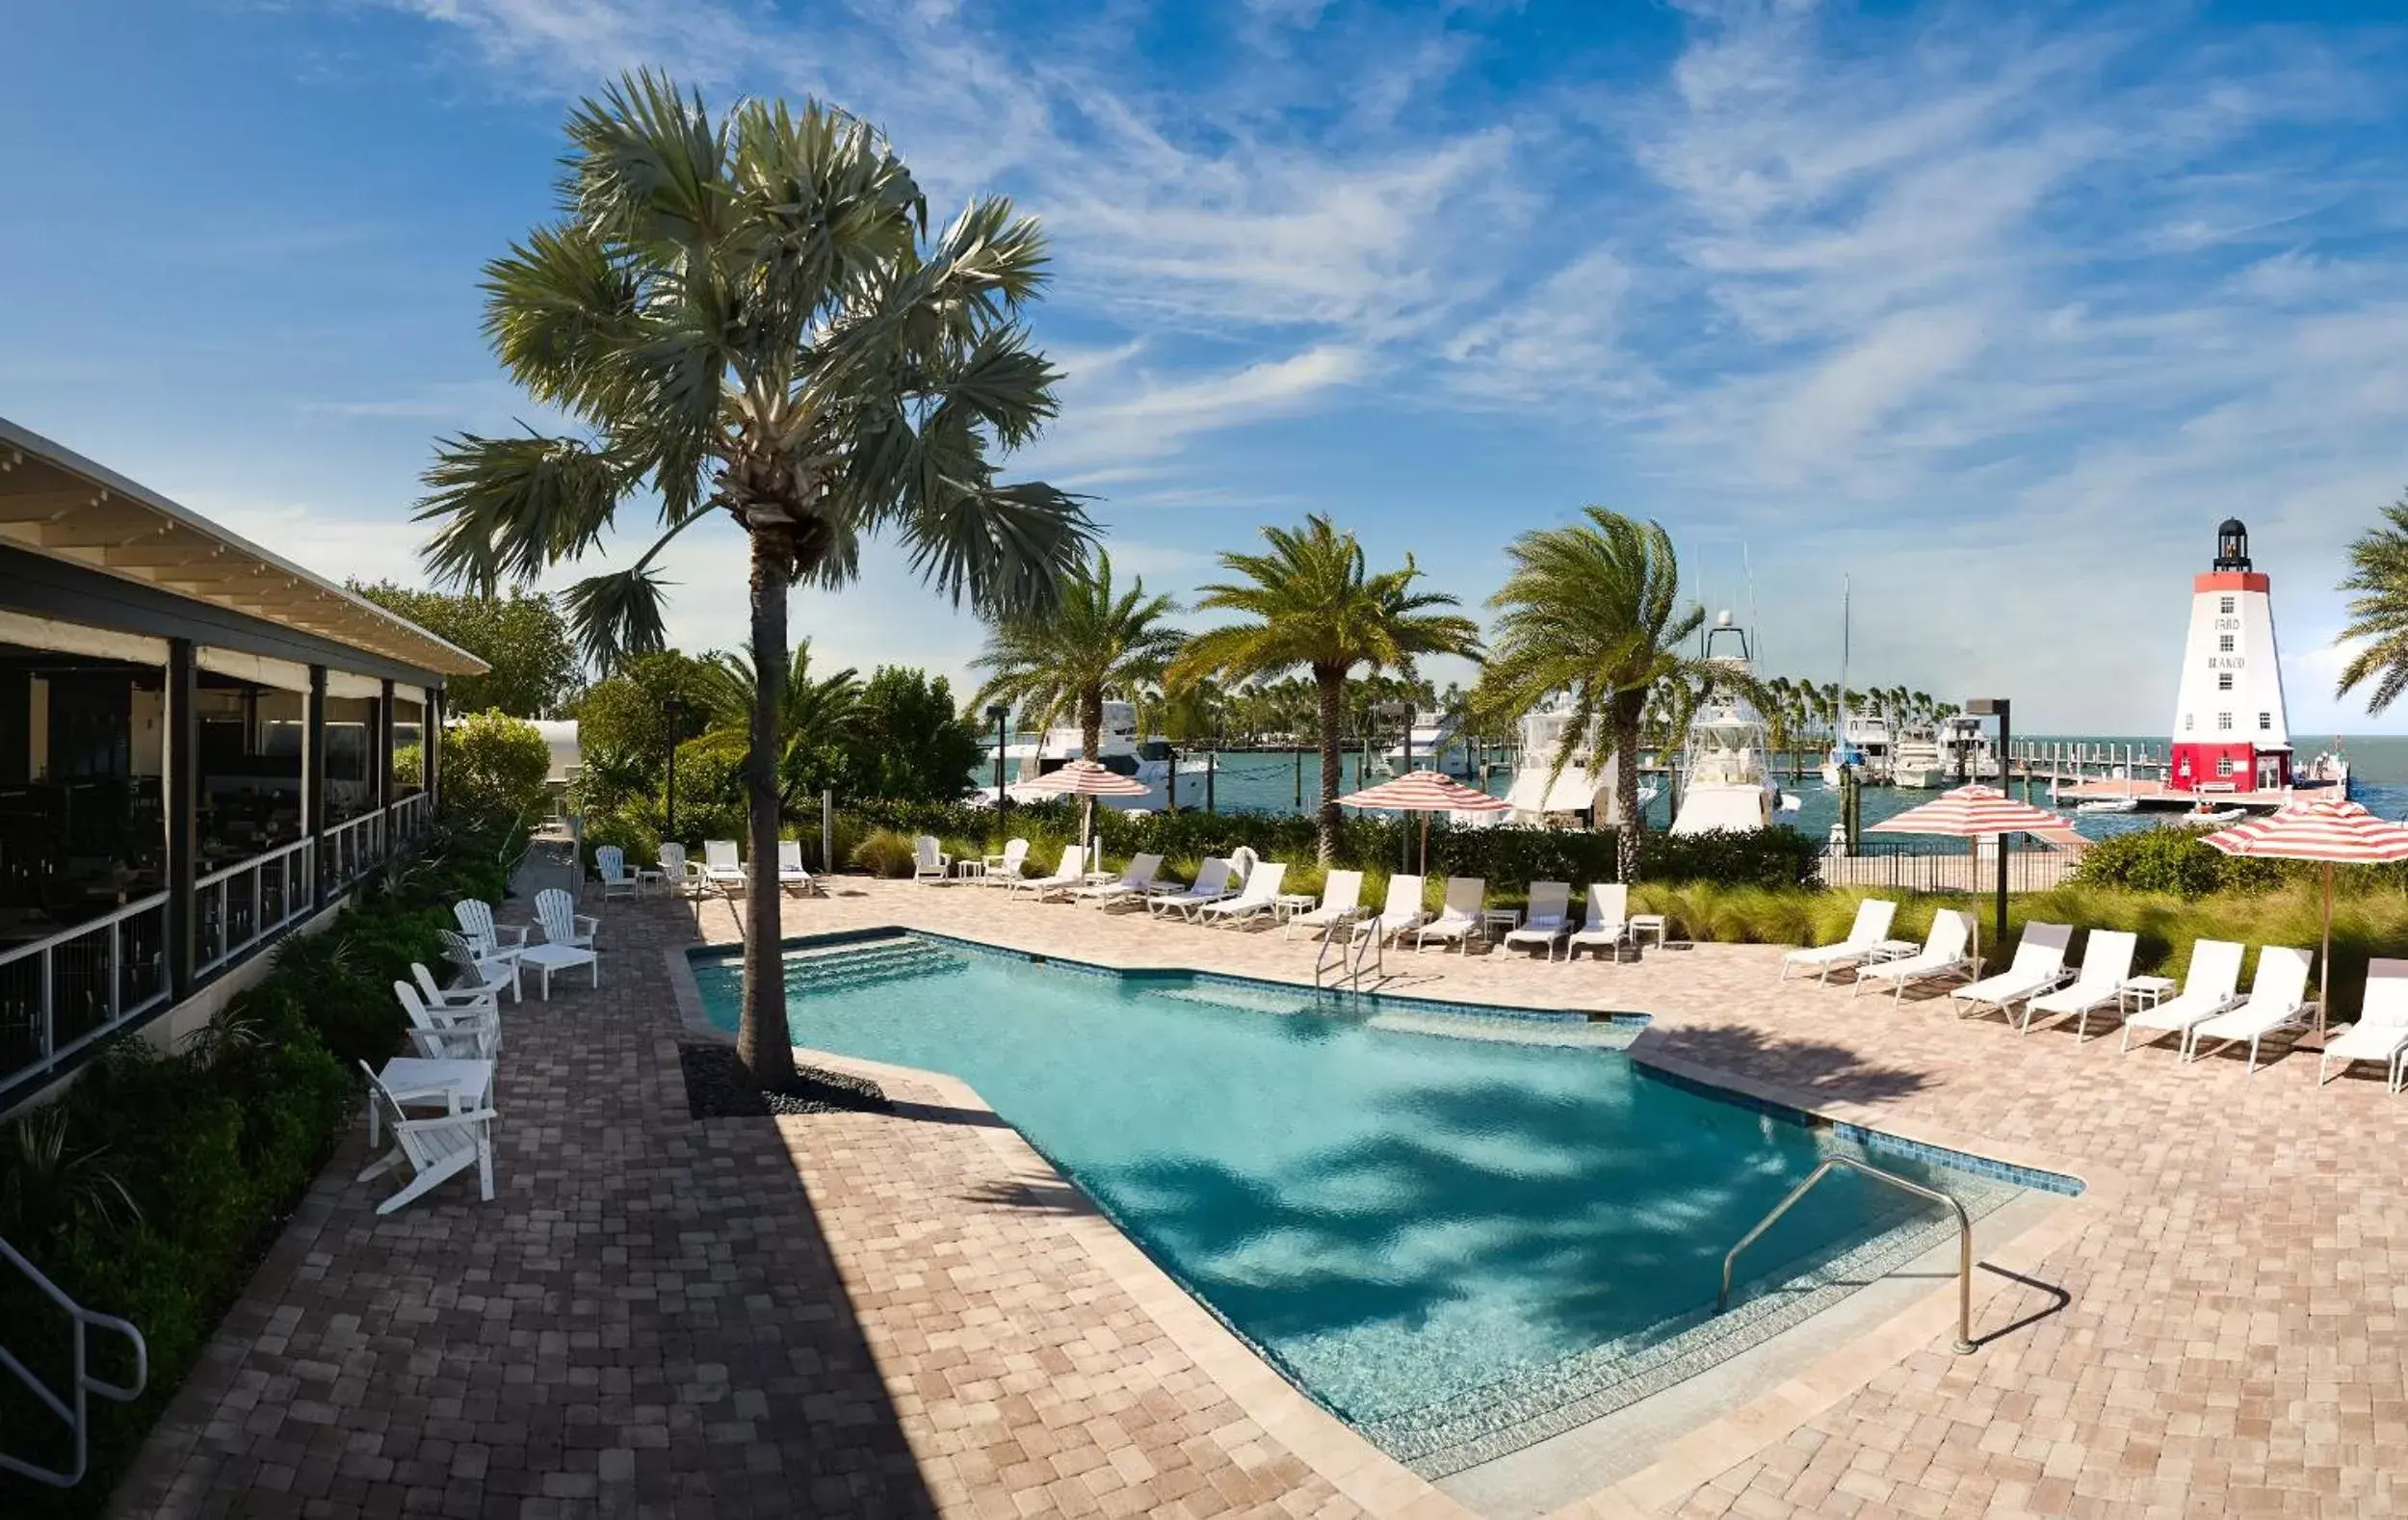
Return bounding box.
[579,808,658,872]
[2070,826,2286,898]
[444,709,553,823]
[850,828,919,878]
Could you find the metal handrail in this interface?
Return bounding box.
[1349,913,1385,988]
[1716,1154,1978,1354]
[0,1234,148,1486]
[1311,907,1385,991]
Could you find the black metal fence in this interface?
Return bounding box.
[1818,839,2081,897]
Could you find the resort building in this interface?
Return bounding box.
[2167,518,2291,794]
[0,416,480,1115]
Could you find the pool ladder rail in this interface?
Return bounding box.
[0,1232,149,1487]
[1716,1154,1978,1355]
[1311,907,1386,991]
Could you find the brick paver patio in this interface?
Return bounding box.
[107,876,2408,1518]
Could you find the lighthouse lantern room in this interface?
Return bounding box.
[2168,518,2290,795]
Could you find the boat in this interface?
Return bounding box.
[2300,744,2352,797]
[1502,700,1616,824]
[1837,715,1897,785]
[2074,796,2139,815]
[1671,613,1795,835]
[1895,715,1996,787]
[2183,803,2244,825]
[1818,577,1863,788]
[1381,710,1473,777]
[972,699,1173,809]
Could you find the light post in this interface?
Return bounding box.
[663,695,689,845]
[1394,698,1416,872]
[1966,696,2011,949]
[986,703,1009,849]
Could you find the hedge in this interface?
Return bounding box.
[0,808,520,1518]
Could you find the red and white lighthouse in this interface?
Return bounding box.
[2168,518,2290,795]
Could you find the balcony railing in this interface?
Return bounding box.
[0,894,170,1098]
[320,809,386,894]
[194,838,315,980]
[389,789,431,842]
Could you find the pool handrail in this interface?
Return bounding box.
[1715,1153,1977,1355]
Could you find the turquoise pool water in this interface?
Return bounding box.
[692,936,2045,1473]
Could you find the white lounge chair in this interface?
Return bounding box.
[1013,846,1086,902]
[2121,939,2245,1055]
[357,1061,496,1216]
[2182,946,2315,1071]
[1854,910,1976,1007]
[1780,899,1900,984]
[1566,883,1632,962]
[1371,875,1428,943]
[1288,871,1364,940]
[1950,923,2073,1025]
[592,845,639,902]
[701,839,746,897]
[2021,930,2138,1037]
[2318,958,2408,1091]
[1197,863,1290,929]
[395,980,499,1061]
[440,928,520,1005]
[912,835,952,885]
[774,839,824,896]
[1502,882,1573,959]
[454,899,529,959]
[534,887,597,950]
[1148,859,1234,919]
[981,837,1031,887]
[1414,878,1486,953]
[1075,853,1163,907]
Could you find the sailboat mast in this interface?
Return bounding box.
[1839,575,1850,739]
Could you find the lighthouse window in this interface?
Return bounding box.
[2217,672,2233,692]
[2260,712,2271,731]
[2218,634,2235,653]
[2216,757,2235,777]
[2185,715,2193,731]
[2219,596,2235,614]
[2217,712,2233,731]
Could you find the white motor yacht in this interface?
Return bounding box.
[970,699,1172,809]
[1503,702,1616,824]
[1671,615,1800,835]
[1381,709,1474,777]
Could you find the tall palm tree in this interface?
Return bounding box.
[1471,508,1741,882]
[1170,516,1479,860]
[414,73,1089,1087]
[2336,496,2408,713]
[697,642,864,813]
[969,551,1183,760]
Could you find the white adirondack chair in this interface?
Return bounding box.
[534,887,596,950]
[453,899,528,958]
[395,980,499,1061]
[656,842,704,900]
[440,928,520,1004]
[592,845,639,902]
[912,835,952,884]
[357,1061,497,1216]
[410,960,499,1019]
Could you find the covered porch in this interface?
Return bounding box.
[0,418,482,1109]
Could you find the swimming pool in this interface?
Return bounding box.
[690,934,2070,1474]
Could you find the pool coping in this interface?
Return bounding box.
[663,928,2121,1519]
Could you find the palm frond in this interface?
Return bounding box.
[417,432,627,592]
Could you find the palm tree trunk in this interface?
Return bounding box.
[1315,664,1345,863]
[1081,686,1103,762]
[737,528,798,1090]
[1613,691,1645,883]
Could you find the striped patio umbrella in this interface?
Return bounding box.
[1018,759,1152,870]
[2201,798,2408,1036]
[1339,771,1509,875]
[1869,785,2071,962]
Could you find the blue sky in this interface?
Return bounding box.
[6,0,2408,733]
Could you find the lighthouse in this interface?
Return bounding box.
[2168,519,2290,795]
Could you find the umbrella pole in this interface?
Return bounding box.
[1420,812,1429,878]
[2321,859,2334,1042]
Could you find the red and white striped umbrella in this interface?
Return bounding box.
[1338,772,1511,814]
[2199,797,2408,863]
[2202,798,2408,1035]
[1016,758,1152,798]
[1339,771,1508,876]
[1866,784,2067,839]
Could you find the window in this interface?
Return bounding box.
[2185,715,2194,731]
[2217,712,2233,731]
[2260,712,2271,731]
[2220,595,2235,614]
[2217,672,2233,692]
[2218,634,2235,653]
[2216,757,2235,777]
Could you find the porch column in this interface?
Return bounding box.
[306,664,327,909]
[378,678,395,819]
[427,685,443,811]
[164,639,197,998]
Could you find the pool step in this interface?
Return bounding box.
[780,939,961,994]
